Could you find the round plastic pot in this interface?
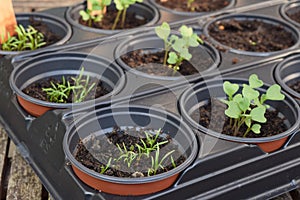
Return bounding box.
[149,0,235,16]
[63,105,198,195]
[66,2,159,34]
[0,13,72,55]
[280,1,300,28]
[203,13,300,56]
[114,32,220,81]
[9,52,125,117]
[178,78,300,153]
[274,54,300,99]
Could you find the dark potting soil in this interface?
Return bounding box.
[192,99,288,138]
[79,9,147,30]
[287,8,300,24]
[208,19,296,52]
[22,76,110,103]
[120,49,198,76]
[155,0,230,12]
[74,126,186,178]
[288,80,300,93]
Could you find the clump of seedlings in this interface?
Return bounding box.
[1,24,46,51]
[112,0,143,30]
[79,0,112,27]
[42,67,96,103]
[75,127,185,178]
[221,74,285,137]
[155,22,203,71]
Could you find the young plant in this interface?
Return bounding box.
[187,0,195,11]
[42,67,96,103]
[80,0,112,27]
[116,143,137,168]
[221,74,285,137]
[100,157,112,174]
[147,146,174,176]
[112,0,143,30]
[1,25,46,51]
[155,22,203,71]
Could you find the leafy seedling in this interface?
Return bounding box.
[80,0,112,27]
[221,74,285,137]
[112,0,143,30]
[147,146,174,176]
[1,25,46,51]
[100,157,112,174]
[155,22,203,71]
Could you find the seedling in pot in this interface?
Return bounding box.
[148,146,174,176]
[221,74,285,137]
[155,22,203,71]
[42,67,96,103]
[80,0,112,27]
[112,0,143,30]
[1,25,46,51]
[187,0,195,11]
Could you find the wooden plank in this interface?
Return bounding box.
[6,144,43,200]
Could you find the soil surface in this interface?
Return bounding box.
[74,126,186,178]
[288,80,300,93]
[287,8,300,24]
[208,19,296,52]
[22,75,110,103]
[192,99,288,138]
[79,9,147,30]
[155,0,230,12]
[120,49,198,76]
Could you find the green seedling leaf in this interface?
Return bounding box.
[223,81,239,100]
[179,25,193,37]
[245,116,252,128]
[249,74,263,88]
[242,84,259,100]
[265,84,285,101]
[251,124,261,134]
[79,10,90,21]
[155,22,170,41]
[233,94,250,113]
[167,52,178,64]
[250,106,266,123]
[225,101,241,119]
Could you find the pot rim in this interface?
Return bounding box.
[0,12,72,56]
[203,13,300,57]
[63,105,198,184]
[274,54,300,99]
[65,1,160,34]
[114,31,220,81]
[178,77,300,143]
[9,52,126,109]
[149,0,236,16]
[280,1,300,28]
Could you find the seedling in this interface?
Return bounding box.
[42,67,96,103]
[112,0,143,30]
[147,146,174,176]
[80,0,112,27]
[116,143,137,168]
[221,74,285,137]
[155,22,203,71]
[100,157,112,174]
[187,0,195,11]
[1,25,46,51]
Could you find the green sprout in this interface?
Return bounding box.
[116,143,137,168]
[221,74,285,137]
[1,25,46,51]
[80,0,112,27]
[147,146,175,176]
[100,157,112,174]
[42,67,96,103]
[155,22,203,71]
[112,0,143,30]
[187,0,195,11]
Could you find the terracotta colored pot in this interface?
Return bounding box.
[9,52,125,117]
[178,78,300,153]
[63,105,198,195]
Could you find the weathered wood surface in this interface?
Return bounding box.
[12,0,82,12]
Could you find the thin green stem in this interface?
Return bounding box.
[112,10,122,30]
[121,8,127,28]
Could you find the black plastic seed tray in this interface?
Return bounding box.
[1,0,300,199]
